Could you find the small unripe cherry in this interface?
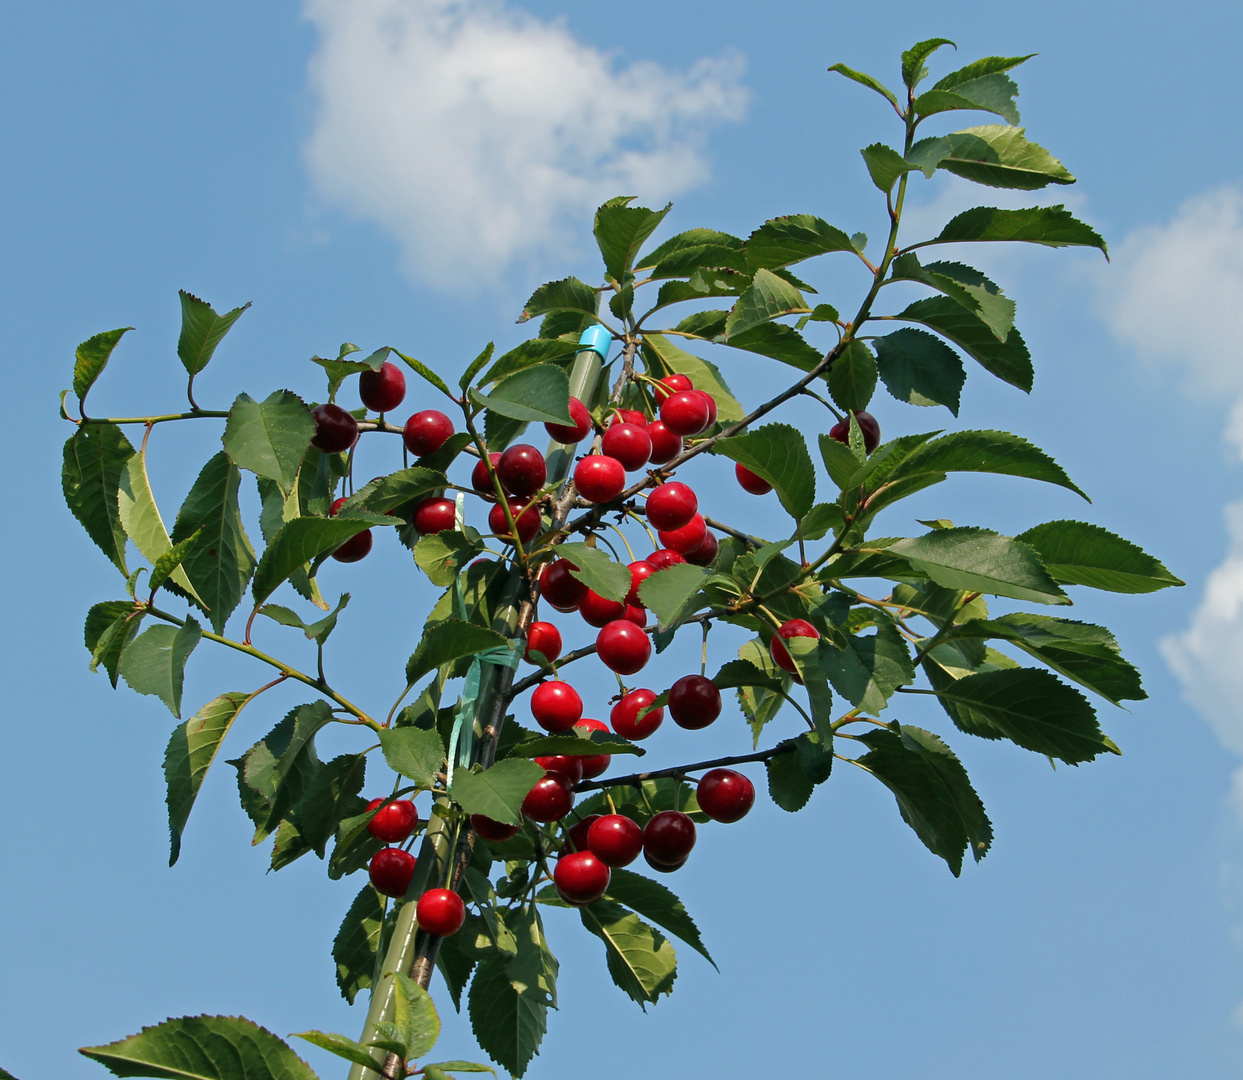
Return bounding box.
[626,560,656,606]
[574,718,611,778]
[574,455,626,504]
[646,420,683,465]
[600,422,652,471]
[696,768,755,823]
[413,497,456,535]
[660,391,710,436]
[646,548,686,571]
[522,772,575,822]
[610,688,663,740]
[667,674,722,730]
[369,847,416,897]
[540,559,587,612]
[645,482,697,531]
[471,451,502,495]
[684,529,718,566]
[770,618,819,674]
[471,814,520,842]
[497,444,547,498]
[489,499,541,544]
[587,814,644,867]
[358,361,407,413]
[402,410,453,456]
[579,588,625,628]
[311,403,358,454]
[596,620,651,675]
[657,513,707,555]
[416,888,466,936]
[535,755,584,785]
[554,850,611,905]
[525,622,562,664]
[366,798,419,842]
[545,396,592,443]
[735,462,772,495]
[530,681,582,733]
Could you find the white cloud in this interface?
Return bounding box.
[301,0,747,287]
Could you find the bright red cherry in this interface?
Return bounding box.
[540,559,587,612]
[554,850,611,905]
[489,499,541,544]
[497,444,547,497]
[610,688,663,740]
[643,810,696,865]
[658,514,707,554]
[369,848,415,897]
[647,548,686,571]
[564,814,601,853]
[471,451,502,496]
[735,463,772,495]
[574,455,626,504]
[587,814,643,867]
[667,674,721,730]
[470,813,520,842]
[402,410,454,456]
[416,888,466,936]
[770,618,819,674]
[327,496,373,563]
[535,754,584,784]
[522,772,575,822]
[623,604,648,627]
[611,408,647,427]
[597,621,651,675]
[601,422,652,471]
[366,798,419,842]
[684,529,718,566]
[311,403,358,454]
[829,410,881,454]
[695,390,718,427]
[530,681,582,733]
[525,622,562,664]
[359,361,407,413]
[545,396,592,443]
[646,421,682,465]
[626,560,656,606]
[696,769,755,823]
[660,391,710,436]
[574,718,611,779]
[413,497,456,535]
[653,373,694,400]
[646,482,697,531]
[579,588,625,628]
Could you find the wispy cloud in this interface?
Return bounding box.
[301,0,747,287]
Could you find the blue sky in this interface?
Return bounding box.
[4,1,1243,1077]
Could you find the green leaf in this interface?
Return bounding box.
[63,425,136,574]
[1016,520,1183,593]
[344,466,449,515]
[310,344,387,403]
[746,214,855,270]
[178,291,251,378]
[827,62,899,106]
[388,973,441,1061]
[604,867,715,967]
[557,542,631,604]
[715,423,816,520]
[223,391,314,498]
[149,529,201,595]
[819,431,864,489]
[81,1016,317,1080]
[595,198,672,282]
[296,752,368,856]
[328,808,384,881]
[905,135,954,178]
[889,528,1068,605]
[468,955,547,1078]
[333,885,391,1005]
[736,638,793,742]
[73,327,132,411]
[719,322,826,374]
[389,348,451,398]
[894,296,1032,391]
[119,618,202,717]
[857,722,992,875]
[873,328,964,414]
[925,205,1107,255]
[915,71,1024,125]
[860,143,917,194]
[259,592,351,645]
[116,450,202,605]
[471,364,573,426]
[378,726,446,787]
[251,515,388,607]
[460,342,496,392]
[420,1063,494,1077]
[766,747,813,812]
[481,338,580,386]
[637,227,745,272]
[450,760,545,825]
[289,1031,377,1071]
[165,691,251,864]
[640,334,744,423]
[932,54,1034,91]
[518,277,599,324]
[889,254,1015,341]
[938,125,1075,190]
[901,38,955,89]
[506,905,558,1007]
[505,729,643,759]
[827,340,877,411]
[820,625,914,713]
[712,657,783,692]
[638,563,710,628]
[579,900,677,1007]
[415,530,485,588]
[85,600,144,687]
[724,268,810,338]
[405,620,509,686]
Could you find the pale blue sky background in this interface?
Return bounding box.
[5,2,1243,1078]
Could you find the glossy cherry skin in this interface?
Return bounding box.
[829,410,881,454]
[564,814,601,854]
[601,422,652,471]
[611,408,647,427]
[535,754,584,784]
[540,559,587,612]
[471,451,502,496]
[660,391,710,436]
[416,888,466,936]
[574,718,611,778]
[696,768,756,823]
[653,373,694,400]
[327,496,373,562]
[735,462,773,495]
[623,604,647,627]
[645,482,697,531]
[643,850,688,873]
[402,409,454,456]
[497,444,547,498]
[369,847,416,897]
[545,396,592,443]
[574,455,626,504]
[524,621,562,664]
[522,772,575,822]
[658,514,707,555]
[587,814,643,867]
[695,390,718,427]
[646,548,686,571]
[643,810,696,865]
[667,674,722,730]
[366,798,419,842]
[684,529,718,566]
[359,361,407,413]
[626,560,657,606]
[579,588,625,628]
[413,497,456,535]
[646,420,682,465]
[610,688,663,740]
[597,620,651,675]
[530,681,582,733]
[770,618,820,674]
[489,499,541,544]
[311,403,359,454]
[471,813,521,842]
[554,850,611,905]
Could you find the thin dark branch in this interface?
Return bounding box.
[575,740,797,792]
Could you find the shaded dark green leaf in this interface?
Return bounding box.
[820,624,914,713]
[251,515,387,607]
[468,955,546,1078]
[518,277,599,324]
[73,327,131,410]
[894,296,1032,391]
[889,254,1015,340]
[715,423,816,521]
[827,339,877,411]
[406,620,510,686]
[296,753,368,857]
[595,198,671,282]
[724,268,810,338]
[924,204,1107,255]
[472,365,572,425]
[901,37,955,88]
[84,600,143,687]
[178,291,251,377]
[63,425,135,575]
[874,328,965,414]
[223,391,314,498]
[766,746,813,812]
[746,214,856,270]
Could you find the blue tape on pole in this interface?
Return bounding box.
[577,324,612,360]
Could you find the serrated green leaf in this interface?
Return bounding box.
[1016,520,1183,593]
[827,340,877,411]
[889,254,1016,340]
[178,291,251,378]
[641,334,744,423]
[333,884,390,1005]
[290,1031,377,1071]
[595,198,672,283]
[378,726,445,787]
[471,364,572,425]
[915,72,1023,125]
[251,515,387,607]
[737,638,793,743]
[84,600,144,687]
[638,563,710,628]
[119,619,202,717]
[827,62,899,106]
[766,747,813,811]
[579,900,677,1007]
[557,542,631,604]
[938,125,1075,190]
[873,328,965,414]
[637,227,745,272]
[481,338,580,387]
[901,37,955,89]
[746,214,855,271]
[894,296,1032,391]
[932,54,1034,91]
[724,268,810,338]
[63,425,136,575]
[341,466,449,516]
[711,658,783,692]
[117,449,203,605]
[389,972,441,1061]
[451,760,545,825]
[259,592,350,644]
[328,807,384,881]
[819,431,864,489]
[405,620,509,686]
[889,528,1068,605]
[860,143,917,194]
[518,277,599,324]
[460,342,496,392]
[149,529,201,595]
[414,530,485,588]
[924,204,1107,254]
[296,752,367,857]
[73,327,132,411]
[715,423,816,521]
[820,624,914,713]
[504,729,643,758]
[468,955,546,1078]
[604,867,715,967]
[393,348,452,397]
[223,391,314,498]
[420,1063,494,1076]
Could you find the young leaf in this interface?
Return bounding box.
[73,327,132,412]
[378,726,446,787]
[827,62,899,107]
[604,867,716,967]
[746,214,855,271]
[925,205,1107,255]
[901,38,955,89]
[715,423,816,521]
[1016,520,1183,593]
[290,1031,378,1071]
[860,143,917,194]
[932,54,1034,91]
[450,760,545,825]
[518,276,599,324]
[393,348,452,397]
[820,625,915,713]
[827,340,878,411]
[894,297,1032,391]
[460,342,496,391]
[388,972,441,1062]
[595,198,672,282]
[116,450,203,606]
[766,746,813,812]
[63,424,136,575]
[888,254,1015,341]
[310,344,387,403]
[874,329,965,414]
[557,542,631,604]
[888,528,1069,605]
[405,620,510,686]
[80,1015,318,1080]
[578,900,677,1007]
[84,601,143,687]
[177,291,251,378]
[638,563,710,628]
[251,515,389,608]
[259,592,350,644]
[333,884,390,1004]
[222,391,314,498]
[724,268,811,338]
[148,528,201,596]
[119,618,202,717]
[471,365,573,425]
[415,530,486,588]
[468,954,547,1079]
[938,125,1075,190]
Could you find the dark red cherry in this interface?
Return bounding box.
[471,814,520,842]
[596,621,651,675]
[366,798,419,843]
[696,769,755,823]
[471,451,502,496]
[554,850,610,905]
[564,814,601,854]
[829,410,881,454]
[587,814,643,867]
[579,588,625,628]
[540,559,587,612]
[643,810,696,865]
[522,772,575,822]
[489,499,541,544]
[497,444,547,498]
[535,755,584,785]
[684,529,718,566]
[369,848,415,897]
[646,548,686,571]
[413,497,456,535]
[359,362,407,413]
[312,403,359,454]
[667,674,721,729]
[402,410,453,456]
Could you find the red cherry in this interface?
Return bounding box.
[646,548,686,571]
[522,772,575,822]
[770,618,819,674]
[611,408,647,426]
[735,463,773,495]
[610,688,663,740]
[643,850,688,873]
[695,390,717,427]
[327,496,373,562]
[574,455,626,504]
[525,622,562,664]
[658,514,707,554]
[646,421,682,465]
[535,754,585,784]
[696,769,755,823]
[660,391,710,436]
[554,850,611,905]
[369,848,416,897]
[574,718,611,779]
[623,604,648,627]
[597,621,651,676]
[643,810,696,865]
[470,813,520,842]
[366,798,419,843]
[564,814,601,853]
[587,814,643,867]
[684,529,718,566]
[416,888,466,936]
[601,422,652,471]
[471,452,502,496]
[646,482,697,531]
[626,560,656,606]
[359,362,407,413]
[652,373,694,400]
[402,410,454,456]
[413,497,456,535]
[829,410,881,454]
[540,559,587,612]
[489,499,541,544]
[530,681,582,733]
[545,396,593,443]
[311,403,359,454]
[579,588,625,628]
[497,444,547,498]
[667,674,721,730]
